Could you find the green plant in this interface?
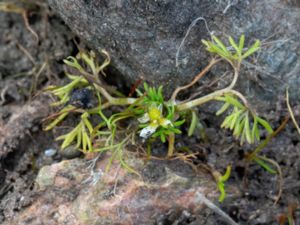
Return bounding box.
[45,35,273,202]
[213,165,231,202]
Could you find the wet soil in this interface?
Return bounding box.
[0,1,299,225]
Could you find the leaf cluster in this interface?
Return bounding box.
[56,112,94,153]
[216,94,273,144]
[202,35,260,64]
[137,83,164,105]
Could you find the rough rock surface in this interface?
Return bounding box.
[3,155,240,225]
[47,0,300,102]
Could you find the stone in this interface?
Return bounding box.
[3,154,241,225]
[47,0,300,104]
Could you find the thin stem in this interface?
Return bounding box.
[94,83,137,106]
[246,116,289,159]
[258,155,283,205]
[286,87,300,135]
[176,88,247,111]
[175,61,242,111]
[167,132,175,157]
[171,58,221,102]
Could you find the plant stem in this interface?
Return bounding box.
[167,132,175,157]
[227,63,240,90]
[93,83,137,106]
[286,87,300,135]
[171,58,221,102]
[175,64,244,111]
[176,88,246,111]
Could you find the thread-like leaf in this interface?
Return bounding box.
[217,182,226,202]
[257,117,273,134]
[251,117,260,142]
[219,165,231,182]
[221,114,235,129]
[61,127,78,149]
[224,95,245,109]
[216,102,231,116]
[228,36,240,56]
[239,35,245,52]
[242,40,260,59]
[212,36,228,53]
[82,115,93,134]
[233,114,244,137]
[253,157,277,174]
[229,109,242,130]
[44,111,69,131]
[244,113,252,144]
[76,128,82,148]
[188,111,198,136]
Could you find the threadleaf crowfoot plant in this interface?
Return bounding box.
[45,35,273,201]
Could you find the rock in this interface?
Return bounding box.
[4,154,240,225]
[0,96,50,158]
[47,0,300,103]
[59,145,82,159]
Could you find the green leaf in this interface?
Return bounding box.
[216,102,231,116]
[160,133,166,143]
[244,113,252,144]
[219,165,231,182]
[233,114,245,138]
[76,128,82,148]
[81,52,96,74]
[251,117,260,142]
[63,56,83,72]
[173,119,185,127]
[229,110,242,130]
[253,157,277,174]
[119,156,140,176]
[202,40,229,59]
[221,114,235,129]
[82,129,87,152]
[224,95,245,109]
[82,115,93,134]
[239,35,245,52]
[85,132,93,152]
[172,128,182,134]
[256,117,273,134]
[239,117,247,144]
[217,182,226,202]
[242,40,260,59]
[44,111,69,131]
[188,111,198,136]
[212,35,228,54]
[61,127,78,149]
[228,36,240,56]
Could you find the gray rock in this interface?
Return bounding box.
[47,0,300,104]
[60,145,82,159]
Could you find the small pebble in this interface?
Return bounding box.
[60,145,82,159]
[44,148,57,157]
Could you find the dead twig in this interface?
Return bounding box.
[246,116,289,205]
[286,87,300,135]
[195,192,239,225]
[0,2,39,42]
[171,58,221,102]
[16,42,35,65]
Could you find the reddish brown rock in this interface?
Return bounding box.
[3,154,240,225]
